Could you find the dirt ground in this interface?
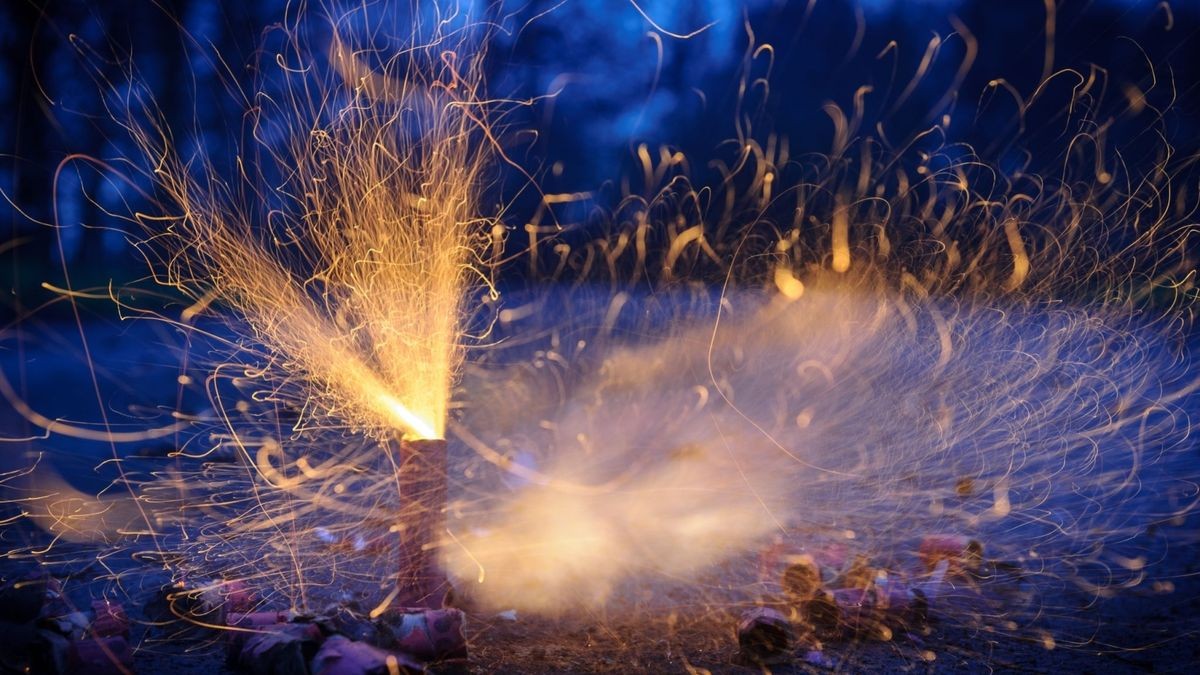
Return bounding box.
[2,321,1198,673]
[1,536,1197,674]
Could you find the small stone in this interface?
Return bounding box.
[47,611,91,640]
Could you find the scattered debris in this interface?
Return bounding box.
[227,610,294,629]
[955,477,975,497]
[0,572,136,673]
[736,606,796,664]
[211,601,467,673]
[918,535,983,576]
[147,577,259,625]
[90,600,130,639]
[46,610,91,641]
[319,606,379,644]
[311,635,422,675]
[876,577,929,626]
[804,570,940,639]
[374,606,467,661]
[741,530,1008,667]
[234,623,323,675]
[215,579,259,615]
[225,610,295,659]
[759,535,849,584]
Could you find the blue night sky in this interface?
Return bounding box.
[1,0,1197,275]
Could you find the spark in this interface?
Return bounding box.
[2,2,1197,670]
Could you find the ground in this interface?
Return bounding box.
[2,318,1198,673]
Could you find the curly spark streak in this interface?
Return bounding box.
[444,16,1199,654]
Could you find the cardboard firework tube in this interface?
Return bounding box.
[397,438,449,608]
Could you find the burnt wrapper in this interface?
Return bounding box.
[374,606,467,662]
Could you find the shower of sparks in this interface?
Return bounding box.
[122,18,496,444]
[5,2,503,616]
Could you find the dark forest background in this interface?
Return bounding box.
[2,0,1198,319]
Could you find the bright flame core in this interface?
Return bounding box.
[377,391,439,441]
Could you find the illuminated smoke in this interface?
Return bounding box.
[449,281,1197,613]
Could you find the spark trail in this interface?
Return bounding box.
[2,1,1198,669]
